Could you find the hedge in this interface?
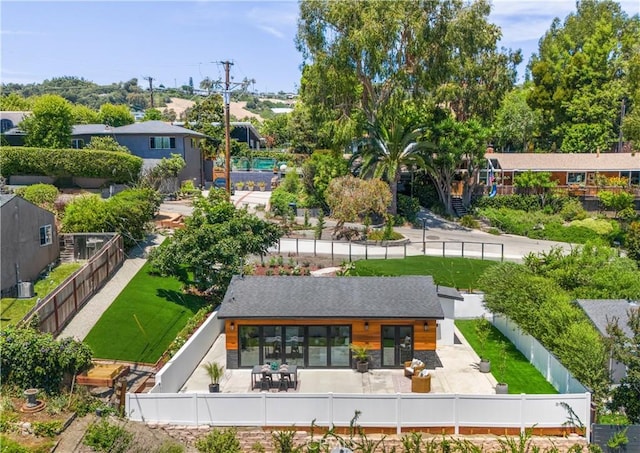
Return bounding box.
[0,146,142,183]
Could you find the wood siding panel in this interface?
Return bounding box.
[225,318,438,351]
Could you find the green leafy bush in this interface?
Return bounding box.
[474,194,542,212]
[460,215,479,229]
[195,427,241,453]
[558,197,587,221]
[14,183,59,211]
[270,187,298,216]
[61,188,160,248]
[397,194,420,224]
[0,326,92,393]
[32,420,62,438]
[83,419,132,453]
[0,146,142,183]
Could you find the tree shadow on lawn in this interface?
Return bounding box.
[156,288,210,312]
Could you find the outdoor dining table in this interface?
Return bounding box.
[251,364,298,390]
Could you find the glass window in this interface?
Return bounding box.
[568,172,586,185]
[71,139,84,149]
[329,326,350,367]
[630,171,639,186]
[308,326,328,367]
[239,326,260,367]
[39,225,52,246]
[149,136,176,149]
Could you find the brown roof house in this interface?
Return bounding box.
[218,275,462,370]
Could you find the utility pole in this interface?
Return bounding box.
[221,61,233,193]
[617,98,626,153]
[144,76,154,108]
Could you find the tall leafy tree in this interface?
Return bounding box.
[98,103,134,127]
[0,93,32,111]
[493,86,541,152]
[183,95,224,158]
[21,94,73,148]
[148,189,281,293]
[71,104,100,124]
[421,109,489,213]
[527,0,639,152]
[352,104,427,214]
[296,0,519,148]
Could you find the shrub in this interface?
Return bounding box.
[460,215,479,229]
[270,187,298,216]
[83,419,133,453]
[195,427,241,453]
[474,194,541,212]
[14,183,59,211]
[397,194,420,224]
[0,326,92,393]
[0,146,142,183]
[32,420,63,438]
[559,198,587,221]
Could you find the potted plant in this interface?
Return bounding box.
[246,180,255,191]
[202,361,224,393]
[495,341,508,394]
[475,315,492,373]
[235,181,245,191]
[258,181,266,191]
[350,344,370,373]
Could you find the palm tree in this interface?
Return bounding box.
[352,116,427,214]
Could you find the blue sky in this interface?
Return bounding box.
[2,0,639,94]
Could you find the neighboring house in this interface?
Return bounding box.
[71,121,209,186]
[0,194,59,297]
[218,275,462,370]
[207,121,264,149]
[575,299,639,384]
[479,152,640,196]
[0,111,28,146]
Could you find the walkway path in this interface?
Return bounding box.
[57,235,165,340]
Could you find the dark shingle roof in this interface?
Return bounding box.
[113,121,207,137]
[575,299,638,338]
[218,276,447,319]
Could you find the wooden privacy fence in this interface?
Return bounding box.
[22,234,125,336]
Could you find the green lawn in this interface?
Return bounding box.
[0,263,82,326]
[455,320,558,394]
[351,256,497,290]
[84,262,209,364]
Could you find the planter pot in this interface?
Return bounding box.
[356,361,369,373]
[495,383,508,394]
[478,359,491,373]
[209,383,220,393]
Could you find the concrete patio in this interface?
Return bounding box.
[179,327,498,395]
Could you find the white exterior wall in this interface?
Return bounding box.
[151,310,224,393]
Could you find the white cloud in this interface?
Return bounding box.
[0,29,40,36]
[257,25,285,39]
[246,3,298,39]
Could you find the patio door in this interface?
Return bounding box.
[381,325,413,367]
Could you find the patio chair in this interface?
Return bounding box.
[260,372,273,390]
[278,372,291,391]
[404,358,425,378]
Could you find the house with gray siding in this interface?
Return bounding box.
[1,194,59,297]
[575,299,639,384]
[71,121,209,186]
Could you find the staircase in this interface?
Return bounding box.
[451,197,467,217]
[59,235,75,262]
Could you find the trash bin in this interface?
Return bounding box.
[288,202,297,215]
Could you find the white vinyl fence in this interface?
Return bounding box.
[126,391,591,437]
[493,315,588,394]
[151,310,224,394]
